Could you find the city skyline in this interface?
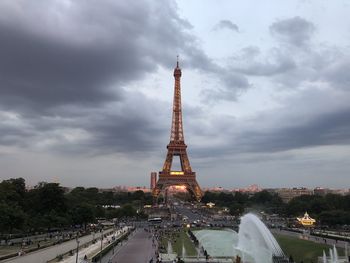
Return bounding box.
[0,1,349,188]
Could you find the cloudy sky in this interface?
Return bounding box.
[0,0,349,189]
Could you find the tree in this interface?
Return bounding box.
[233,192,249,205]
[319,210,350,225]
[27,183,67,214]
[100,191,114,205]
[251,190,279,205]
[25,182,68,230]
[229,203,244,216]
[70,204,95,229]
[0,177,26,206]
[94,205,106,218]
[0,202,26,233]
[120,204,137,217]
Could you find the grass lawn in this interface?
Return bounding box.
[0,245,21,256]
[160,229,197,257]
[274,234,344,263]
[0,240,53,257]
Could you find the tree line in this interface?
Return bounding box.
[202,190,350,226]
[0,178,152,234]
[1,177,349,234]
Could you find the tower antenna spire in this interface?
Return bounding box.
[176,55,179,68]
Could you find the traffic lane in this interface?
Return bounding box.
[174,207,229,226]
[174,207,203,221]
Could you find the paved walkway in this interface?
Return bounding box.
[60,228,129,263]
[108,229,156,263]
[3,229,114,263]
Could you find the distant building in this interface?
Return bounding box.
[125,186,151,193]
[108,185,151,192]
[202,186,230,192]
[314,187,350,196]
[150,172,157,190]
[202,184,262,194]
[233,184,262,194]
[277,187,314,203]
[313,187,331,196]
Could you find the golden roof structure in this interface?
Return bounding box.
[297,212,316,226]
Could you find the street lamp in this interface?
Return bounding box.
[75,236,80,263]
[112,230,115,255]
[99,229,103,263]
[113,225,118,254]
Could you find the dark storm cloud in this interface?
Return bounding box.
[236,108,350,153]
[0,0,219,153]
[213,20,239,32]
[0,0,251,114]
[79,94,170,154]
[180,44,251,102]
[0,126,34,147]
[0,0,212,115]
[86,113,164,154]
[0,92,170,155]
[270,16,315,47]
[1,1,347,161]
[187,104,350,159]
[0,24,128,111]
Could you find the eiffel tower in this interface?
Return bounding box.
[152,59,203,202]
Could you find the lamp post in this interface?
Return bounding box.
[112,229,115,255]
[99,229,103,263]
[109,228,116,263]
[75,236,80,263]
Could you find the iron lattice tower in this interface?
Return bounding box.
[152,59,203,202]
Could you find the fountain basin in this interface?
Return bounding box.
[193,213,286,263]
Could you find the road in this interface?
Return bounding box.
[105,228,156,263]
[3,229,114,263]
[173,204,236,228]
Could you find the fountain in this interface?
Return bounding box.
[345,242,348,260]
[194,228,238,257]
[160,239,177,262]
[323,245,341,263]
[193,213,286,263]
[329,247,334,262]
[182,240,187,259]
[323,250,327,263]
[237,213,285,263]
[167,240,173,254]
[333,245,339,262]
